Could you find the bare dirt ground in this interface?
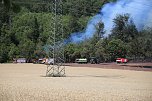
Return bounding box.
[0,63,152,101]
[65,62,152,72]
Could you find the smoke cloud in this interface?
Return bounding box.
[69,0,152,43]
[68,14,102,43]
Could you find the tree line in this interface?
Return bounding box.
[65,14,152,63]
[0,0,152,63]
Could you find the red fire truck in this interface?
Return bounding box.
[116,58,128,63]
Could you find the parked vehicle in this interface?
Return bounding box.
[90,57,99,64]
[33,58,46,64]
[45,58,54,65]
[75,58,87,64]
[16,58,26,63]
[116,58,128,63]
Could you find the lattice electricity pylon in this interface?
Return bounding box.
[46,0,65,77]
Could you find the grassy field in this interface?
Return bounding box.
[0,63,152,101]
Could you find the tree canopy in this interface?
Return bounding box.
[0,0,152,63]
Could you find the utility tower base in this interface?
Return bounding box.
[46,0,65,77]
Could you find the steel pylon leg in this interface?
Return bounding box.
[46,0,65,77]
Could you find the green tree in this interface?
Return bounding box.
[8,43,19,60]
[0,44,9,63]
[129,29,152,61]
[95,39,110,62]
[27,17,40,43]
[65,43,77,62]
[18,39,35,60]
[0,23,11,63]
[111,14,138,43]
[107,39,127,61]
[111,14,129,41]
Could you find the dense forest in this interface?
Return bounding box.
[0,0,152,63]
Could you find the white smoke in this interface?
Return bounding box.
[145,9,152,28]
[69,0,152,43]
[101,0,152,36]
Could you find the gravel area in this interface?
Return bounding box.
[0,63,152,101]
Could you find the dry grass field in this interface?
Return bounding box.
[0,63,152,101]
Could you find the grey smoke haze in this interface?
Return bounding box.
[69,0,152,43]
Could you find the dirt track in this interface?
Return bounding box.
[0,63,152,101]
[65,62,152,71]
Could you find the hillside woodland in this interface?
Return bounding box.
[0,0,151,63]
